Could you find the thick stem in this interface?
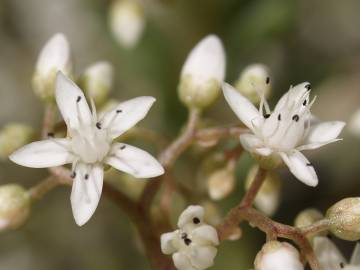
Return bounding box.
[240,168,267,207]
[300,219,330,236]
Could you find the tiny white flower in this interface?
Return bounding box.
[161,205,219,270]
[254,241,304,270]
[32,33,73,100]
[314,236,360,270]
[178,35,226,108]
[10,72,164,226]
[109,0,145,49]
[223,82,345,187]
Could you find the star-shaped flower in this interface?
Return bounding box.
[314,236,360,270]
[161,205,219,270]
[10,72,164,226]
[222,82,345,186]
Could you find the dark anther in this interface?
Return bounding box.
[305,84,311,91]
[292,114,300,122]
[340,262,344,268]
[47,132,54,137]
[70,172,76,178]
[303,99,307,106]
[96,122,102,129]
[278,114,281,121]
[193,217,200,224]
[116,109,122,113]
[184,238,192,246]
[264,114,270,119]
[266,77,270,84]
[120,145,126,150]
[181,233,187,239]
[306,162,313,167]
[76,96,82,103]
[85,174,89,180]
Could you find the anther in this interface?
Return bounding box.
[305,84,311,91]
[184,238,192,246]
[47,132,54,137]
[85,174,89,180]
[340,262,344,269]
[303,99,307,106]
[292,114,300,122]
[116,109,122,113]
[193,217,200,224]
[306,162,313,167]
[278,114,281,121]
[264,113,270,119]
[120,145,126,150]
[181,233,187,239]
[96,122,102,129]
[76,96,82,103]
[70,171,77,178]
[266,77,270,84]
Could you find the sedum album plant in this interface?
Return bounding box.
[0,32,354,270]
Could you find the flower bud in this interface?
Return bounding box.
[207,160,235,201]
[79,61,113,106]
[254,241,304,270]
[349,108,360,137]
[234,64,271,105]
[245,165,281,216]
[295,208,324,228]
[32,33,73,100]
[326,198,360,241]
[0,184,31,231]
[178,35,226,109]
[109,0,145,49]
[0,123,34,160]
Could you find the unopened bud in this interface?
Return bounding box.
[109,0,145,49]
[295,208,324,228]
[0,184,31,231]
[32,33,72,100]
[326,197,360,241]
[349,108,360,137]
[178,35,225,109]
[207,160,235,200]
[79,61,113,106]
[234,64,271,104]
[245,165,281,216]
[254,241,304,270]
[0,123,34,160]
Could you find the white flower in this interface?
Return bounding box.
[32,33,73,100]
[222,82,345,187]
[178,35,226,108]
[109,0,145,49]
[254,241,304,270]
[314,236,360,270]
[10,72,164,226]
[161,205,219,270]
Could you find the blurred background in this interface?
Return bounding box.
[1,0,360,269]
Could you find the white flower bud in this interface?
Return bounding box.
[349,108,360,137]
[326,198,360,241]
[234,64,271,104]
[109,0,145,49]
[0,184,31,231]
[254,241,304,270]
[245,165,281,216]
[178,35,226,109]
[0,123,34,160]
[32,33,72,100]
[295,208,324,228]
[207,161,235,201]
[79,61,114,106]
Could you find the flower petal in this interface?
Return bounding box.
[100,96,156,139]
[314,237,346,270]
[106,143,164,178]
[297,139,342,151]
[222,83,261,131]
[240,133,263,152]
[280,151,318,187]
[9,139,73,168]
[71,163,103,226]
[178,205,204,229]
[172,252,197,270]
[161,230,179,255]
[191,225,219,246]
[304,121,345,145]
[55,72,93,131]
[254,147,273,156]
[189,245,217,270]
[351,242,360,265]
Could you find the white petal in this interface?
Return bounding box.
[351,243,360,265]
[178,205,204,229]
[106,143,164,178]
[280,151,318,187]
[297,139,342,151]
[181,35,225,85]
[172,252,197,270]
[222,83,261,130]
[254,147,273,156]
[100,96,156,139]
[191,225,219,246]
[9,139,73,168]
[240,133,263,152]
[71,164,104,226]
[304,121,345,145]
[55,72,93,131]
[161,231,179,255]
[189,245,217,270]
[313,237,346,270]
